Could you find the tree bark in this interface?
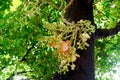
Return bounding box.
[53,0,95,80]
[95,22,120,39]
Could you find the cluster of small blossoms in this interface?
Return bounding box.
[77,33,91,49]
[43,19,95,74]
[49,35,80,74]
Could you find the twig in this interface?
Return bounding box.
[61,0,74,25]
[20,43,35,62]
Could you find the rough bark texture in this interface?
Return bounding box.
[53,0,95,80]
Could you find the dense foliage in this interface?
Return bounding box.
[0,0,120,80]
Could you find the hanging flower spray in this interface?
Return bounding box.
[40,0,95,74]
[44,19,95,74]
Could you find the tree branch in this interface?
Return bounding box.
[95,22,120,39]
[20,43,35,62]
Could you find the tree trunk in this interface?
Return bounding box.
[53,0,95,80]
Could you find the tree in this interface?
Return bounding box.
[0,0,120,80]
[53,0,120,80]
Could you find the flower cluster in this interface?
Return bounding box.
[43,19,95,74]
[49,35,80,74]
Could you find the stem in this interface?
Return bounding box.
[61,0,74,25]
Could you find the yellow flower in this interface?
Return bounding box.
[60,60,67,67]
[63,66,69,72]
[81,33,90,42]
[71,64,75,70]
[71,55,77,62]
